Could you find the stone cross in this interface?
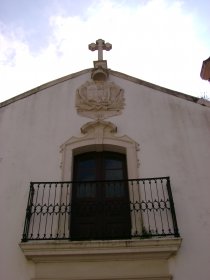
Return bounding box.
[89,39,112,60]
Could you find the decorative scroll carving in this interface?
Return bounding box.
[81,120,117,135]
[75,80,125,120]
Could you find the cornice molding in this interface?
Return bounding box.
[20,238,181,262]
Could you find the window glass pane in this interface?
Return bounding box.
[76,182,96,198]
[105,159,122,169]
[105,182,125,198]
[77,169,96,181]
[79,159,96,169]
[105,170,123,180]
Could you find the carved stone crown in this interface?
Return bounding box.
[75,80,125,120]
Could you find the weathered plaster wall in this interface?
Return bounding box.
[0,72,90,280]
[0,70,210,279]
[110,75,210,279]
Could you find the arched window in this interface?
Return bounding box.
[71,151,131,240]
[60,120,139,239]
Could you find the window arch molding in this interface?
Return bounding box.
[60,120,139,181]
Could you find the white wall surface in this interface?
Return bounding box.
[0,70,210,279]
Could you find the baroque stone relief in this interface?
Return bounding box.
[75,80,125,120]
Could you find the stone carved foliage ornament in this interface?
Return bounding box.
[75,80,125,120]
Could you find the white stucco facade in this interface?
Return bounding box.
[0,63,210,279]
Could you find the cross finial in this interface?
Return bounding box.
[89,39,112,60]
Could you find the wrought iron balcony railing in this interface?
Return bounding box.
[21,177,179,242]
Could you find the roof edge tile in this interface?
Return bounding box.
[0,68,206,109]
[110,70,199,104]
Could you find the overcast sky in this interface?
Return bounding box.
[0,0,210,103]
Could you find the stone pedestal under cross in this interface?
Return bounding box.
[89,39,112,61]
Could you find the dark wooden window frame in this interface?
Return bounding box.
[70,151,131,240]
